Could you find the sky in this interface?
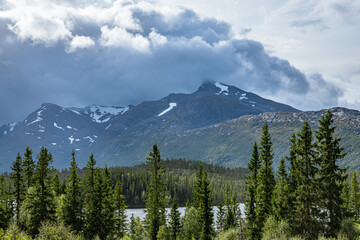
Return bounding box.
[0,0,359,125]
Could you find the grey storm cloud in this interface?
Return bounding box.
[0,0,343,124]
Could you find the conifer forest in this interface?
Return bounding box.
[1,110,360,240]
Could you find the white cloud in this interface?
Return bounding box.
[149,28,167,47]
[100,26,150,52]
[67,35,95,52]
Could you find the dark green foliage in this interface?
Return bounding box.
[198,170,214,240]
[285,134,297,225]
[0,174,12,230]
[62,150,83,233]
[114,179,127,239]
[292,122,319,239]
[23,146,35,188]
[217,201,225,232]
[84,164,115,240]
[245,142,260,239]
[52,172,62,197]
[129,214,146,240]
[145,144,167,240]
[316,110,347,236]
[193,162,204,209]
[349,171,360,220]
[169,196,181,239]
[272,157,290,221]
[255,123,276,234]
[10,153,25,225]
[26,147,56,236]
[224,183,236,231]
[181,201,201,240]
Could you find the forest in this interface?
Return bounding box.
[0,110,360,240]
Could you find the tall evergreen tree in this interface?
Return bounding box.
[199,171,214,240]
[193,162,204,209]
[316,110,347,237]
[114,179,127,239]
[292,122,319,239]
[169,196,181,240]
[26,147,56,236]
[272,157,290,221]
[101,164,115,238]
[349,171,360,220]
[245,142,261,240]
[285,134,298,226]
[224,183,236,231]
[216,201,225,233]
[10,153,25,225]
[145,144,167,240]
[255,123,275,234]
[52,172,62,197]
[62,150,83,233]
[23,146,35,189]
[0,174,12,230]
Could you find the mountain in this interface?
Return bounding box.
[4,81,358,171]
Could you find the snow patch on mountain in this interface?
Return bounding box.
[239,93,248,100]
[68,136,75,144]
[54,123,64,130]
[158,103,177,116]
[84,136,95,143]
[215,82,229,95]
[27,109,44,125]
[89,105,129,123]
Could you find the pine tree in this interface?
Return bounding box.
[193,162,204,209]
[245,141,261,240]
[217,201,225,233]
[23,146,35,188]
[255,123,275,234]
[52,172,62,197]
[62,150,83,233]
[349,171,360,220]
[169,196,181,240]
[101,164,115,238]
[285,134,297,226]
[0,174,12,230]
[316,110,347,237]
[26,147,56,236]
[114,179,127,239]
[84,153,98,239]
[272,157,290,221]
[292,122,319,239]
[199,171,214,240]
[224,183,236,231]
[145,144,167,240]
[10,153,25,225]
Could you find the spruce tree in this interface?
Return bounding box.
[114,179,127,239]
[23,146,35,188]
[52,172,62,197]
[224,183,236,231]
[26,147,56,236]
[0,174,12,230]
[84,154,98,239]
[316,110,347,236]
[255,123,275,234]
[10,153,25,225]
[245,141,261,240]
[217,201,225,232]
[145,144,167,240]
[293,122,319,239]
[169,196,181,240]
[101,164,115,238]
[193,162,204,209]
[272,157,290,221]
[62,150,83,233]
[349,171,360,220]
[199,171,214,240]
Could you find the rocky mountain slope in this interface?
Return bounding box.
[3,82,359,171]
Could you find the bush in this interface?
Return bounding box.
[216,228,242,240]
[262,215,291,240]
[35,221,82,240]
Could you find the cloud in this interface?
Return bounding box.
[67,35,95,52]
[0,0,344,124]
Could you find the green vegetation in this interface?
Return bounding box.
[1,110,360,239]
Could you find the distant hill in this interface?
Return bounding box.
[2,82,359,170]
